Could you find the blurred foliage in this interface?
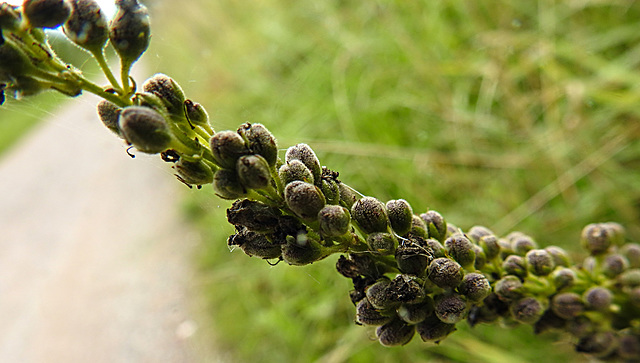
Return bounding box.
[151,0,640,362]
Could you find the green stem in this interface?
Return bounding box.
[91,48,122,94]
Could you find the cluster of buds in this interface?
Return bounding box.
[2,3,638,360]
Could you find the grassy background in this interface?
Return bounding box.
[148,0,640,362]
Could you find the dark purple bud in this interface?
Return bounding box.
[226,199,280,233]
[279,159,314,185]
[444,233,476,268]
[237,123,278,167]
[376,318,415,347]
[427,257,463,289]
[317,204,350,237]
[512,234,538,256]
[210,131,248,169]
[142,74,185,116]
[621,243,640,269]
[434,293,468,324]
[365,278,395,310]
[583,287,612,311]
[576,331,619,358]
[119,106,173,154]
[212,169,247,200]
[109,0,150,64]
[525,249,555,276]
[386,199,413,236]
[581,223,614,255]
[494,275,523,302]
[395,239,432,276]
[502,255,528,278]
[236,154,271,189]
[416,315,456,343]
[479,235,500,260]
[397,298,434,325]
[351,196,389,234]
[602,254,629,278]
[466,225,493,243]
[173,158,214,186]
[63,0,108,52]
[510,297,544,324]
[284,181,326,221]
[285,143,321,183]
[355,298,393,326]
[458,272,491,302]
[97,100,122,137]
[551,292,584,319]
[23,0,71,28]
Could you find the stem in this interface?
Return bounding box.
[91,48,122,94]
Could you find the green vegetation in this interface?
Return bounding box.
[149,1,639,362]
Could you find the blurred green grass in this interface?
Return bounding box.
[151,0,640,362]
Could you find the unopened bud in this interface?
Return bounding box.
[473,245,486,270]
[502,255,528,278]
[284,181,326,221]
[576,331,619,358]
[511,234,538,256]
[228,227,281,259]
[416,315,456,343]
[320,178,340,205]
[365,278,394,310]
[279,159,314,185]
[444,233,475,268]
[119,106,173,154]
[619,269,640,287]
[425,238,447,258]
[525,249,555,276]
[551,292,584,319]
[434,293,468,324]
[409,215,428,238]
[174,158,213,186]
[366,232,396,255]
[621,243,640,269]
[618,333,640,360]
[387,274,426,305]
[97,100,123,137]
[376,318,415,347]
[397,298,434,325]
[458,273,491,302]
[23,0,71,28]
[109,0,150,64]
[583,287,612,311]
[466,225,493,243]
[238,123,278,167]
[420,210,447,242]
[351,196,389,234]
[183,99,209,127]
[63,0,108,52]
[551,267,576,290]
[545,246,572,267]
[337,182,359,209]
[427,257,463,289]
[494,275,524,302]
[317,204,350,237]
[281,234,325,266]
[602,253,629,278]
[510,297,544,324]
[142,73,185,116]
[355,298,393,326]
[386,199,413,236]
[209,131,248,169]
[236,154,271,189]
[212,168,247,199]
[396,239,432,276]
[581,223,614,255]
[285,143,321,183]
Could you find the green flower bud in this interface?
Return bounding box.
[142,73,185,116]
[621,243,640,269]
[355,298,393,326]
[396,239,432,276]
[458,272,491,302]
[409,215,428,238]
[318,204,350,237]
[285,143,321,183]
[351,196,389,234]
[551,267,576,290]
[498,238,515,259]
[226,199,280,233]
[212,168,247,200]
[511,234,538,256]
[237,123,278,167]
[365,278,395,310]
[427,257,463,289]
[119,106,173,154]
[502,255,528,278]
[581,223,614,255]
[96,99,123,137]
[420,210,447,242]
[618,269,640,287]
[228,227,282,259]
[0,4,21,31]
[434,293,468,324]
[279,159,314,185]
[63,0,108,52]
[510,297,544,324]
[576,331,619,358]
[602,254,629,278]
[320,178,340,205]
[544,246,572,267]
[209,131,248,169]
[174,157,214,186]
[603,222,626,246]
[183,99,209,127]
[367,232,396,255]
[551,292,584,319]
[583,287,612,311]
[472,245,486,270]
[386,199,413,236]
[109,0,150,64]
[416,315,456,343]
[425,238,447,258]
[281,233,325,266]
[466,225,493,243]
[494,275,524,302]
[444,233,476,268]
[376,318,415,347]
[23,0,71,28]
[338,182,359,209]
[397,298,434,325]
[236,154,271,189]
[284,181,326,221]
[525,249,555,276]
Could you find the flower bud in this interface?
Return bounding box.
[23,0,71,28]
[602,253,629,278]
[510,297,544,324]
[228,227,282,259]
[226,199,280,233]
[533,310,566,334]
[416,315,456,343]
[396,240,432,276]
[336,254,377,279]
[320,178,340,205]
[619,269,640,287]
[317,205,350,237]
[237,123,278,167]
[621,243,640,269]
[279,159,314,185]
[355,298,393,326]
[425,238,447,258]
[96,100,123,137]
[525,249,555,276]
[434,293,468,324]
[174,158,214,186]
[458,273,491,302]
[466,225,493,243]
[63,0,108,52]
[618,333,640,360]
[576,331,619,358]
[544,246,571,267]
[551,267,576,290]
[444,233,476,268]
[494,275,524,302]
[583,287,612,311]
[281,234,325,266]
[142,73,185,116]
[376,319,415,347]
[212,168,247,199]
[183,99,209,127]
[284,181,326,221]
[338,182,359,209]
[236,154,271,189]
[367,232,396,255]
[498,238,515,259]
[397,298,434,325]
[109,0,150,64]
[472,245,486,270]
[365,278,394,310]
[420,210,447,242]
[386,199,413,236]
[603,221,625,246]
[351,196,389,234]
[0,4,21,31]
[511,234,538,256]
[581,223,613,255]
[119,106,173,154]
[409,215,428,238]
[551,292,584,319]
[285,143,321,183]
[427,257,463,289]
[502,255,528,278]
[210,131,248,169]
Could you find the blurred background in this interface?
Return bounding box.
[2,0,640,362]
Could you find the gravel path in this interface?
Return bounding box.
[0,91,214,362]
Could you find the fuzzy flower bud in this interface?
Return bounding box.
[510,297,544,324]
[502,255,528,278]
[279,159,314,185]
[238,123,278,167]
[396,239,432,276]
[317,205,350,237]
[23,0,71,28]
[576,331,619,358]
[63,0,108,52]
[494,275,524,302]
[409,215,428,238]
[376,319,415,347]
[444,233,476,268]
[212,169,246,199]
[619,269,640,288]
[621,243,640,269]
[420,210,447,242]
[285,143,321,183]
[458,272,491,302]
[511,234,538,256]
[96,100,123,137]
[338,182,359,209]
[355,298,393,326]
[228,227,281,259]
[284,181,326,221]
[174,158,214,186]
[367,232,396,255]
[602,254,629,278]
[425,238,447,258]
[472,245,486,270]
[397,298,434,325]
[583,287,612,311]
[466,225,493,243]
[434,293,468,324]
[236,154,271,189]
[365,278,395,310]
[0,4,21,31]
[320,178,340,205]
[551,267,576,290]
[416,315,456,343]
[551,292,584,319]
[427,257,463,289]
[281,234,325,266]
[183,99,209,127]
[210,131,248,169]
[581,223,614,255]
[545,246,572,267]
[351,196,389,234]
[525,249,555,276]
[386,199,413,236]
[142,73,185,116]
[109,0,150,64]
[479,235,500,260]
[119,106,172,154]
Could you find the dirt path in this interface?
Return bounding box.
[0,90,217,362]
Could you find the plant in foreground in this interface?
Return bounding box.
[1,1,639,360]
